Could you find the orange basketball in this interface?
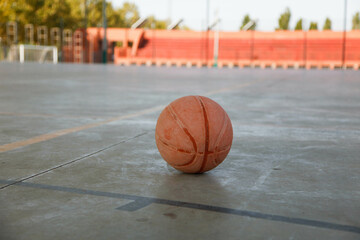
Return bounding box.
[155,96,233,173]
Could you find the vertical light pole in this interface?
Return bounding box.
[84,0,88,63]
[152,22,156,60]
[213,9,220,67]
[205,0,209,64]
[206,0,209,31]
[341,0,347,68]
[102,0,107,64]
[303,19,307,68]
[60,17,64,62]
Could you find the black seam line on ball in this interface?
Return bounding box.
[167,105,198,153]
[196,96,209,173]
[213,109,228,150]
[0,179,359,235]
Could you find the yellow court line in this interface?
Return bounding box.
[0,81,258,153]
[0,111,105,120]
[0,105,165,153]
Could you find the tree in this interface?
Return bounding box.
[276,8,291,30]
[180,25,191,30]
[323,18,331,30]
[309,22,318,30]
[46,0,81,28]
[87,0,123,28]
[0,0,143,43]
[116,2,140,28]
[352,12,360,30]
[86,1,103,27]
[0,1,26,39]
[0,0,77,43]
[240,14,256,30]
[143,16,168,29]
[295,19,302,30]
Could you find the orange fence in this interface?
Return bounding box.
[80,28,360,69]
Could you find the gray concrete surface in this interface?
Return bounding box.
[0,62,359,240]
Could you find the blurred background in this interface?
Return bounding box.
[0,0,359,68]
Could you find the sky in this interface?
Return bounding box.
[110,0,360,31]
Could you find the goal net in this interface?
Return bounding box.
[8,44,58,64]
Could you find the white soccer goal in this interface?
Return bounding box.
[8,44,58,64]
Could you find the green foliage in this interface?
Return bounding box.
[240,15,250,30]
[352,12,360,30]
[0,1,19,37]
[309,22,318,30]
[0,0,76,43]
[240,14,256,30]
[0,0,145,44]
[117,2,140,28]
[295,19,302,30]
[179,25,191,31]
[87,1,107,27]
[323,18,331,30]
[87,0,123,27]
[276,8,291,30]
[143,16,168,29]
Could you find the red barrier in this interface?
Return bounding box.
[83,28,360,69]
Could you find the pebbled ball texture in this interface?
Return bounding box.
[155,96,233,173]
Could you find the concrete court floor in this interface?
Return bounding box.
[0,62,359,240]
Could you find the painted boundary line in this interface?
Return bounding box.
[0,179,359,235]
[0,132,148,190]
[0,81,255,153]
[0,105,165,153]
[0,112,105,120]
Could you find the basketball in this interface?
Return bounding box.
[155,96,233,173]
